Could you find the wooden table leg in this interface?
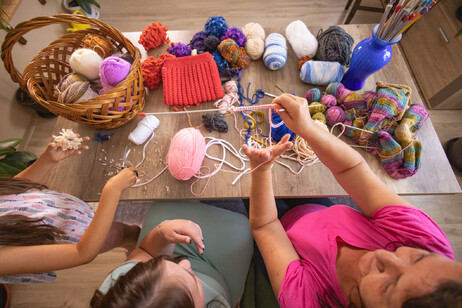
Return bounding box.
[345,0,361,24]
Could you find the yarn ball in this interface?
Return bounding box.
[326,82,347,98]
[212,50,240,77]
[139,22,169,51]
[285,20,318,58]
[111,52,134,64]
[129,115,160,145]
[167,43,191,57]
[242,22,265,60]
[57,73,87,92]
[271,111,294,142]
[202,113,228,133]
[82,34,114,58]
[312,112,327,124]
[204,35,220,52]
[309,102,326,116]
[304,88,322,103]
[325,106,345,126]
[204,16,228,38]
[189,31,207,52]
[315,25,354,66]
[167,128,206,181]
[141,54,176,90]
[300,60,344,86]
[321,94,337,108]
[221,27,246,47]
[263,33,287,71]
[57,81,98,104]
[218,39,251,69]
[99,57,131,94]
[69,48,103,80]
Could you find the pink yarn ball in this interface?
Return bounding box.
[326,106,345,126]
[167,128,206,180]
[99,56,131,94]
[321,94,337,108]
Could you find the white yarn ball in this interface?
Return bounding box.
[242,22,266,60]
[129,115,160,145]
[263,33,287,70]
[69,48,103,80]
[285,20,318,59]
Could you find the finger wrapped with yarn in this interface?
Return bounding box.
[167,43,192,57]
[99,56,131,94]
[315,25,354,66]
[139,21,169,51]
[70,48,103,80]
[285,20,318,58]
[263,33,287,71]
[221,27,246,47]
[300,60,344,86]
[242,22,265,60]
[204,16,228,38]
[218,39,251,69]
[82,34,115,58]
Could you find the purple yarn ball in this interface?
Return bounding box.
[204,36,220,52]
[204,16,228,38]
[326,106,345,126]
[168,43,192,57]
[321,94,337,108]
[189,31,207,52]
[221,27,247,47]
[99,56,131,94]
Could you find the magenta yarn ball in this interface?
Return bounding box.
[99,56,131,94]
[326,106,345,126]
[167,128,206,180]
[321,94,337,108]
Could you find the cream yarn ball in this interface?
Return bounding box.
[242,22,265,60]
[285,20,318,59]
[69,48,103,80]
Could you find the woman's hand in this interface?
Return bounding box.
[242,134,292,172]
[271,94,312,136]
[43,136,90,163]
[158,219,205,255]
[104,167,138,193]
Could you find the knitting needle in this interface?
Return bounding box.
[377,0,395,38]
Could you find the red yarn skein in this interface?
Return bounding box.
[141,54,176,90]
[139,22,169,51]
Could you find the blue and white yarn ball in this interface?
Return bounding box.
[263,33,287,71]
[300,61,344,86]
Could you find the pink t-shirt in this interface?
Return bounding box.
[278,204,454,308]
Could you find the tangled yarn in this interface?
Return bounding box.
[141,54,176,90]
[305,88,321,103]
[292,120,328,163]
[263,33,287,70]
[189,31,207,52]
[53,129,83,150]
[221,27,246,47]
[82,34,114,58]
[202,113,228,133]
[316,26,354,66]
[139,22,169,51]
[214,80,239,113]
[218,39,251,69]
[168,42,191,57]
[285,20,318,58]
[271,111,294,142]
[242,22,265,60]
[205,16,228,38]
[204,36,220,52]
[300,60,344,86]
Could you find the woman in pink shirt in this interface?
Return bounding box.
[242,94,462,307]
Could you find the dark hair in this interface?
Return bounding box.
[90,256,195,308]
[403,280,462,308]
[0,177,64,246]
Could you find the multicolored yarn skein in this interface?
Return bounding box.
[263,33,287,70]
[139,22,169,51]
[300,60,344,86]
[218,39,251,69]
[285,20,318,58]
[315,26,354,66]
[242,22,265,60]
[305,88,322,103]
[326,82,367,110]
[69,48,103,80]
[82,34,115,58]
[99,57,131,94]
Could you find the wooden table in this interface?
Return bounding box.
[46,24,462,202]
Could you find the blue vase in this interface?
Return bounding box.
[341,24,402,91]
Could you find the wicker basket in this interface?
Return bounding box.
[1,14,145,129]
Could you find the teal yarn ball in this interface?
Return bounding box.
[263,33,287,71]
[304,88,321,103]
[300,60,344,86]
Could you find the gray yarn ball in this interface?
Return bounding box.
[204,36,221,52]
[315,26,354,66]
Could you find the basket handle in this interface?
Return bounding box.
[1,14,137,88]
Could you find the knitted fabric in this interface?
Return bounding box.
[162,52,224,106]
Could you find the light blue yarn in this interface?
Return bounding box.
[263,33,287,71]
[300,61,344,86]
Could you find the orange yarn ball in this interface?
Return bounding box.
[139,22,170,51]
[141,53,175,90]
[82,34,115,58]
[298,55,312,71]
[218,39,251,69]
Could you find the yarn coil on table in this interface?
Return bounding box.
[285,20,318,58]
[315,26,354,66]
[218,39,251,69]
[82,34,115,58]
[263,33,287,70]
[167,128,206,180]
[242,22,265,60]
[300,60,344,86]
[129,115,160,145]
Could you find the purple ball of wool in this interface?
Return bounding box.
[204,16,228,38]
[189,31,207,52]
[321,94,337,108]
[204,36,220,52]
[326,106,345,126]
[99,56,131,94]
[221,27,247,47]
[168,43,192,57]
